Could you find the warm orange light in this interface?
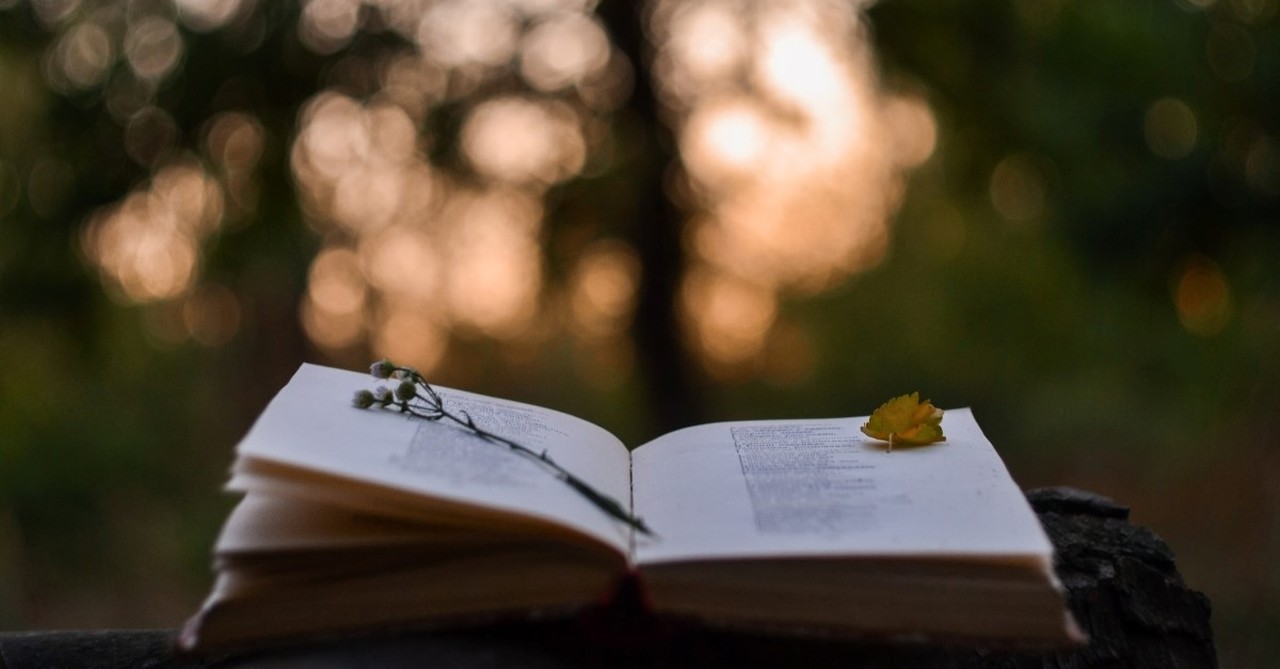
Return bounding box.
[129,229,198,301]
[361,227,443,303]
[569,240,641,339]
[884,94,938,168]
[83,161,224,303]
[331,165,405,232]
[299,0,361,54]
[205,112,265,173]
[183,283,242,347]
[154,163,224,236]
[307,247,366,316]
[278,0,933,373]
[300,243,367,353]
[293,94,429,234]
[295,93,371,182]
[756,15,846,111]
[300,293,364,351]
[416,0,520,68]
[443,192,543,338]
[655,0,925,369]
[682,98,772,186]
[520,12,611,91]
[680,268,777,368]
[662,2,746,92]
[461,97,586,185]
[380,55,448,121]
[367,104,420,165]
[373,308,448,374]
[1175,256,1232,337]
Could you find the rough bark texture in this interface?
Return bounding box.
[0,488,1215,669]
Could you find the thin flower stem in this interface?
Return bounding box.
[374,364,654,536]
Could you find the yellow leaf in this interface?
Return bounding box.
[860,393,945,450]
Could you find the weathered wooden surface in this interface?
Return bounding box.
[0,488,1216,668]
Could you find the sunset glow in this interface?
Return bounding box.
[655,0,935,372]
[284,1,618,373]
[73,0,936,377]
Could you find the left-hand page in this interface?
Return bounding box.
[226,364,633,555]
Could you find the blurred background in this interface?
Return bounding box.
[0,0,1276,663]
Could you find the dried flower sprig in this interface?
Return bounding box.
[354,359,653,536]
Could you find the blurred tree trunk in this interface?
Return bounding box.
[597,1,707,438]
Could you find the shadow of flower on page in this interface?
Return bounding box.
[353,359,654,536]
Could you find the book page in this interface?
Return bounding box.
[631,410,1052,565]
[230,364,633,553]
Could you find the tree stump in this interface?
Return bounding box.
[0,488,1215,669]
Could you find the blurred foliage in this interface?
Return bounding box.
[0,0,1278,664]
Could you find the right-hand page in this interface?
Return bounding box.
[631,409,1052,565]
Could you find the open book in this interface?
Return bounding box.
[180,363,1082,650]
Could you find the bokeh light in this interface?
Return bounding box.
[990,154,1048,224]
[680,267,777,370]
[125,16,183,81]
[203,111,266,216]
[441,191,544,338]
[416,0,520,68]
[461,97,586,185]
[279,0,633,375]
[569,239,641,340]
[520,12,611,92]
[53,20,113,90]
[82,160,224,303]
[1145,97,1198,160]
[174,0,245,32]
[1174,255,1233,337]
[298,0,361,54]
[654,0,935,371]
[30,0,936,378]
